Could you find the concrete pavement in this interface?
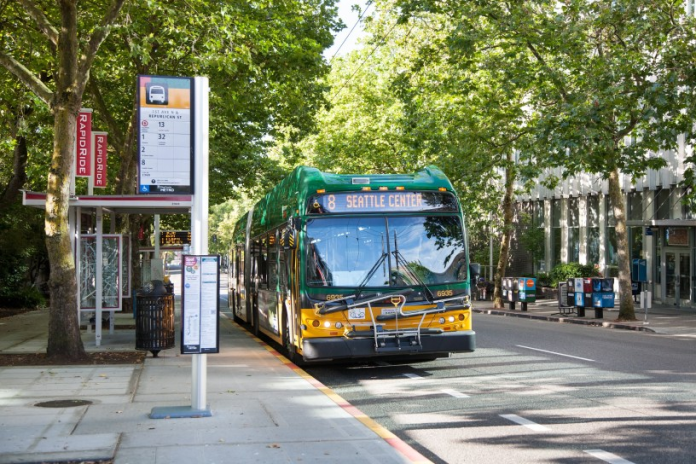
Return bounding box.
[2,292,696,463]
[0,303,421,464]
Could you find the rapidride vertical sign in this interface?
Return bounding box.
[93,132,108,188]
[76,109,92,177]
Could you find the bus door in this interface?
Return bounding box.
[256,234,280,336]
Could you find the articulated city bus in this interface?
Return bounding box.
[229,166,476,363]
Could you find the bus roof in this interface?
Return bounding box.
[237,165,456,238]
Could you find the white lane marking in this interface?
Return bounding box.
[500,414,550,432]
[441,388,469,398]
[403,373,423,379]
[584,449,635,464]
[517,345,596,362]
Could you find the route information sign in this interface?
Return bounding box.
[160,230,191,246]
[137,75,194,194]
[181,255,219,354]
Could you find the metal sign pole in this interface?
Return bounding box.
[191,76,210,413]
[96,206,103,346]
[150,76,211,420]
[642,281,651,325]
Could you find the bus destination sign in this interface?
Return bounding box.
[308,191,457,214]
[160,230,191,246]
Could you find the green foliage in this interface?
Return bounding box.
[0,286,45,309]
[0,204,48,308]
[535,272,551,287]
[518,213,544,271]
[548,263,601,287]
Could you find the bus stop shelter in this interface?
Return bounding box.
[22,191,192,347]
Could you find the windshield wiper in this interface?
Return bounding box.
[354,251,388,300]
[391,231,436,303]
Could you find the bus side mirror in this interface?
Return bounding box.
[281,219,298,250]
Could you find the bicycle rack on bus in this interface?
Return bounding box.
[316,290,469,354]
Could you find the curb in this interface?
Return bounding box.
[472,308,656,333]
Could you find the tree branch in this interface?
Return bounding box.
[86,77,125,148]
[16,0,59,50]
[526,40,569,103]
[0,51,53,104]
[77,0,127,95]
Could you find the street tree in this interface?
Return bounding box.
[400,0,696,320]
[1,0,127,360]
[312,0,542,308]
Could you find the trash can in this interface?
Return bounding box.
[135,280,175,357]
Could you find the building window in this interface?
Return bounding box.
[536,201,546,272]
[587,195,600,266]
[628,191,643,221]
[655,188,671,220]
[605,196,618,276]
[552,199,562,267]
[655,229,662,285]
[568,197,579,262]
[628,192,643,263]
[630,227,643,260]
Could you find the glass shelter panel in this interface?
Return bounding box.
[79,235,121,310]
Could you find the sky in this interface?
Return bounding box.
[323,0,372,61]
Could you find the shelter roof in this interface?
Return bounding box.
[22,191,192,215]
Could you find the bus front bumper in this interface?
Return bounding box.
[301,330,475,362]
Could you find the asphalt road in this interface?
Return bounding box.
[305,313,696,464]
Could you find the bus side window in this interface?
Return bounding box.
[258,237,269,289]
[237,246,244,287]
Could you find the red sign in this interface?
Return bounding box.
[93,133,107,188]
[76,110,92,177]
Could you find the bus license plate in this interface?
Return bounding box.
[348,307,365,319]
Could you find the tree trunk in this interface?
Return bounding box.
[0,134,28,209]
[493,160,515,309]
[45,0,87,361]
[608,167,636,321]
[45,100,87,360]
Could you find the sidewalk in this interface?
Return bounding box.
[472,296,696,338]
[0,303,418,464]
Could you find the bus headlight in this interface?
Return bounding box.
[323,321,331,328]
[335,322,343,329]
[439,317,446,324]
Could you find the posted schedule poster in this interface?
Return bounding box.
[181,255,220,354]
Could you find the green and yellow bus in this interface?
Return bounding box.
[229,166,476,363]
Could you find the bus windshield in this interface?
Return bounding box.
[306,216,467,288]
